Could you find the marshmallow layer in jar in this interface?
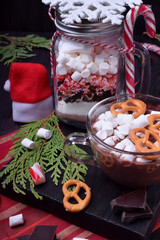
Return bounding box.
[53,10,123,128]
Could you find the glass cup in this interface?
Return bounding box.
[64,94,160,188]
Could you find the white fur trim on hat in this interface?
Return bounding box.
[12,95,53,122]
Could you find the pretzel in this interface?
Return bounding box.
[102,155,114,168]
[110,99,146,118]
[62,179,91,212]
[110,102,124,117]
[129,128,149,143]
[134,130,160,160]
[147,114,160,135]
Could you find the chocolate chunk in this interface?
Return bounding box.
[29,225,57,240]
[121,204,153,224]
[17,234,31,240]
[110,188,146,211]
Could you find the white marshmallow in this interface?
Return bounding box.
[114,129,125,140]
[96,130,107,140]
[80,54,93,63]
[66,58,76,69]
[108,64,118,74]
[112,135,118,141]
[100,50,110,60]
[136,157,152,163]
[59,38,94,54]
[121,138,135,148]
[131,114,149,129]
[37,128,52,139]
[120,153,135,162]
[98,113,105,120]
[116,114,134,126]
[99,62,109,75]
[56,63,67,75]
[81,68,91,78]
[117,124,132,136]
[93,120,104,131]
[124,144,136,152]
[21,138,36,149]
[87,62,98,74]
[108,55,118,65]
[74,61,85,72]
[9,214,24,228]
[115,142,125,150]
[57,54,69,64]
[95,54,105,65]
[112,118,118,128]
[101,121,113,136]
[71,71,81,81]
[151,111,160,115]
[104,111,114,121]
[104,137,115,146]
[101,121,113,131]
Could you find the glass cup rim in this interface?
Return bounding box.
[87,93,160,158]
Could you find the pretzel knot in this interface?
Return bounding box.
[62,179,91,212]
[147,114,160,135]
[110,99,146,118]
[129,128,160,160]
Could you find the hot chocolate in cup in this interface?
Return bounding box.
[64,94,160,188]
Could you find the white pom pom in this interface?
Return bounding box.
[3,79,10,92]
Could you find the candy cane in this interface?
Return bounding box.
[143,43,160,55]
[124,4,156,94]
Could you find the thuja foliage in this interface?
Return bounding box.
[0,34,50,66]
[0,112,88,200]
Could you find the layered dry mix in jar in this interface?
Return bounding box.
[55,37,119,123]
[91,99,160,187]
[53,20,122,127]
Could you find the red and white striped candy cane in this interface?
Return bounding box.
[143,43,160,55]
[124,4,156,94]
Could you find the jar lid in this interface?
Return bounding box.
[55,9,123,37]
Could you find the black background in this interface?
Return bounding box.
[0,0,160,33]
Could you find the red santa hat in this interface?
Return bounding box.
[5,62,53,122]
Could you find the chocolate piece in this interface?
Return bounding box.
[17,234,31,240]
[121,204,153,224]
[110,188,146,211]
[29,225,57,240]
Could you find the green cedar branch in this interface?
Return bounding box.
[0,34,51,66]
[0,112,88,200]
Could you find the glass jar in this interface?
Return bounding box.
[53,10,150,128]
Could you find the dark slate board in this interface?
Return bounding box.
[1,164,160,240]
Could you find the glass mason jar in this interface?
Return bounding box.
[53,10,150,128]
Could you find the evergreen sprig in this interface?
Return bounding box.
[0,112,88,199]
[0,34,51,66]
